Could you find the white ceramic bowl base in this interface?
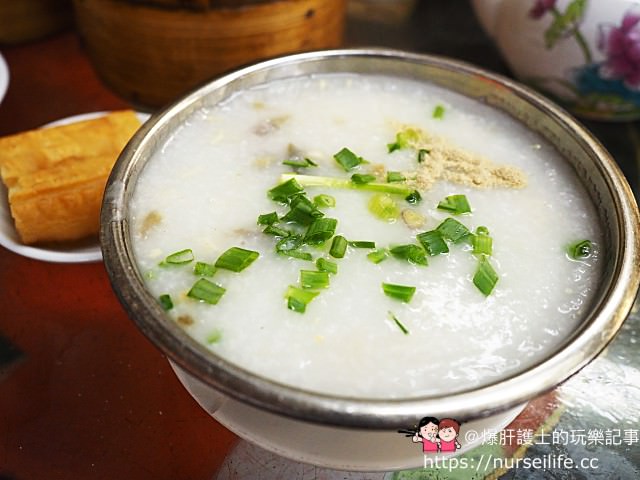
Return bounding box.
[170,362,527,472]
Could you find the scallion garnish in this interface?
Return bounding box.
[280,174,414,196]
[388,311,409,335]
[267,178,305,204]
[329,235,348,258]
[300,270,330,290]
[351,173,377,185]
[285,285,319,313]
[349,240,376,249]
[194,261,216,277]
[263,225,291,237]
[382,282,416,303]
[473,257,499,296]
[437,194,471,215]
[334,147,366,171]
[303,218,337,246]
[313,194,336,208]
[389,244,428,266]
[405,190,422,205]
[282,157,317,168]
[367,249,389,264]
[187,278,226,305]
[206,329,222,344]
[436,218,471,243]
[281,194,324,225]
[276,234,303,252]
[257,211,279,225]
[215,247,259,272]
[387,171,406,183]
[416,230,449,256]
[316,257,338,274]
[472,226,493,256]
[368,193,400,221]
[159,294,173,311]
[387,128,420,153]
[417,148,430,163]
[566,239,593,259]
[162,248,194,266]
[278,250,313,261]
[432,104,446,119]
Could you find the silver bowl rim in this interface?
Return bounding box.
[101,48,640,429]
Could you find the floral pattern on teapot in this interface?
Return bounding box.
[472,0,640,120]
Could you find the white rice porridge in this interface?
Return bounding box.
[129,74,602,399]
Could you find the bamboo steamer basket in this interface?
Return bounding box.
[72,0,347,108]
[0,0,73,45]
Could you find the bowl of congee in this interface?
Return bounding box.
[101,49,640,469]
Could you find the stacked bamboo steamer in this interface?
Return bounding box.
[73,0,347,108]
[0,0,73,45]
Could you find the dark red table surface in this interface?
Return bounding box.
[0,32,237,480]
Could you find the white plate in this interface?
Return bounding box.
[0,52,8,104]
[0,111,149,263]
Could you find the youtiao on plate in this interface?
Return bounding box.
[0,110,140,244]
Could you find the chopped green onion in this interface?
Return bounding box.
[349,240,376,249]
[304,217,338,246]
[417,148,430,163]
[382,282,416,303]
[263,225,291,237]
[472,227,493,256]
[162,248,194,265]
[313,194,336,208]
[281,174,413,196]
[276,234,303,252]
[566,239,593,259]
[300,270,330,290]
[285,285,319,313]
[473,257,499,296]
[215,247,259,272]
[389,244,428,266]
[206,329,222,344]
[432,104,446,119]
[281,194,324,225]
[367,249,389,264]
[316,257,338,274]
[282,157,317,168]
[158,294,173,311]
[416,230,449,256]
[329,235,348,258]
[267,178,305,204]
[437,194,471,215]
[351,173,377,185]
[436,218,471,243]
[278,250,313,261]
[405,190,422,205]
[257,211,279,225]
[388,311,409,335]
[187,278,226,304]
[386,171,406,183]
[194,261,216,277]
[387,128,420,153]
[368,193,400,221]
[334,147,366,171]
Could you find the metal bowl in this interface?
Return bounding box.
[101,49,640,429]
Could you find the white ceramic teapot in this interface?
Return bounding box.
[471,0,640,120]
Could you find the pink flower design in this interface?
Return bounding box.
[599,8,640,89]
[529,0,558,19]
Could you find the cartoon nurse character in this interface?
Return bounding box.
[412,416,440,453]
[437,418,461,453]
